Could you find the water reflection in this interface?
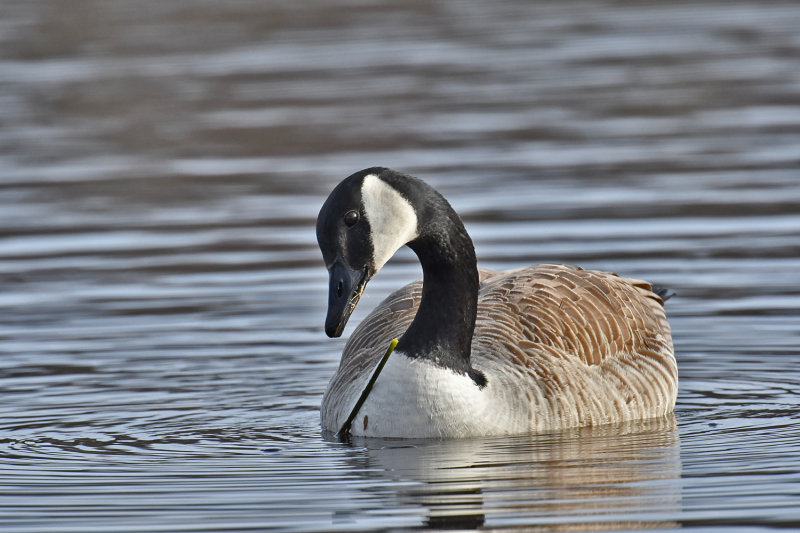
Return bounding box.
[342,416,680,530]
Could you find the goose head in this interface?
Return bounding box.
[316,167,419,338]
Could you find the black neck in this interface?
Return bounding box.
[395,195,484,384]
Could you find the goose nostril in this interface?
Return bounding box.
[337,280,343,298]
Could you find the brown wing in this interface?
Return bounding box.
[474,264,671,368]
[339,264,671,372]
[470,264,676,426]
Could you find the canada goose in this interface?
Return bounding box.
[317,167,677,438]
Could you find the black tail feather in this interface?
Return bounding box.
[652,285,676,302]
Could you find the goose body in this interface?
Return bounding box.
[316,168,677,438]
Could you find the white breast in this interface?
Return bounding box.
[344,351,526,438]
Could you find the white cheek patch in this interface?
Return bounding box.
[361,174,418,272]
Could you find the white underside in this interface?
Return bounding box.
[341,351,525,438]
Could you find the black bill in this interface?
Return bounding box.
[325,261,369,338]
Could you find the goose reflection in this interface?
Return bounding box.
[333,415,680,530]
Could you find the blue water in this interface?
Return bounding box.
[1,1,799,531]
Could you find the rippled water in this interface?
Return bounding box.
[2,1,799,531]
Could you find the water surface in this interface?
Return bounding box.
[1,1,799,531]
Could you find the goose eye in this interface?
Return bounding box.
[344,210,359,227]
